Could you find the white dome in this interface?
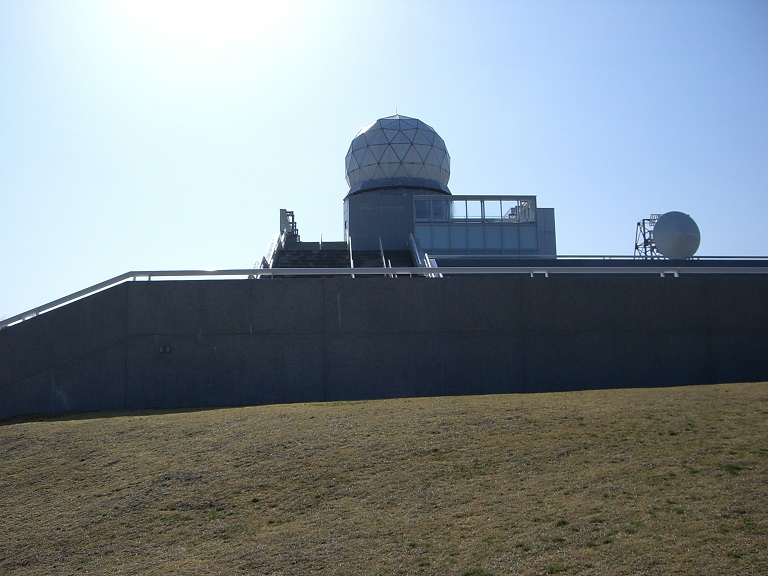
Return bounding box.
[653,211,701,259]
[345,115,450,192]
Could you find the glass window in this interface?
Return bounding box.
[415,199,430,221]
[431,199,449,222]
[518,201,536,223]
[484,200,502,221]
[467,200,482,220]
[451,200,467,220]
[502,200,517,220]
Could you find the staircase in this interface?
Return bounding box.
[352,250,414,268]
[270,245,415,276]
[272,248,351,269]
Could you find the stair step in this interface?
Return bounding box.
[272,248,414,271]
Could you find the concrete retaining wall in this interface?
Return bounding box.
[1,276,766,420]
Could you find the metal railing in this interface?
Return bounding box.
[348,235,354,278]
[440,254,768,261]
[2,264,767,330]
[408,233,429,268]
[408,233,441,278]
[256,230,285,269]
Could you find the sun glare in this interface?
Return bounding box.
[114,0,295,48]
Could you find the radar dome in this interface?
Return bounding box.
[345,115,450,194]
[653,211,701,259]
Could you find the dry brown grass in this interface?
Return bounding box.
[1,382,766,575]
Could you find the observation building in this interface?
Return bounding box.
[260,115,556,271]
[1,113,767,422]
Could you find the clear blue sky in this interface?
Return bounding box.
[1,0,767,319]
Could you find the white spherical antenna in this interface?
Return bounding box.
[653,211,701,259]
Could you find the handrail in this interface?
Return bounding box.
[348,235,354,278]
[434,254,768,261]
[423,252,442,278]
[256,230,285,270]
[378,237,387,268]
[2,265,767,330]
[408,233,428,268]
[378,237,395,278]
[2,271,136,329]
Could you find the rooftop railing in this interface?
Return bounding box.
[2,261,767,330]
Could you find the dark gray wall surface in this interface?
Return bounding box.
[344,191,415,250]
[1,276,766,420]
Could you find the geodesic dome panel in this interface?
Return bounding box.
[345,115,450,190]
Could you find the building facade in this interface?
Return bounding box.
[329,115,556,259]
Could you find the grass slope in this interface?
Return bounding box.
[1,383,766,575]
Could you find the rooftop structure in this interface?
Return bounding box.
[262,114,557,269]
